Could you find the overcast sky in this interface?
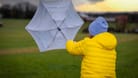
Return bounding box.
[0,0,103,6]
[0,0,39,5]
[1,0,137,12]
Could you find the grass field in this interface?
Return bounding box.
[0,19,138,78]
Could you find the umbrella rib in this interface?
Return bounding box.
[36,31,45,50]
[60,30,68,40]
[45,4,70,40]
[53,17,69,40]
[47,30,59,49]
[44,2,71,49]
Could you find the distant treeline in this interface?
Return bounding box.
[81,12,138,23]
[0,2,37,19]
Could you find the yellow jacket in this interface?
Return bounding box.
[66,32,117,78]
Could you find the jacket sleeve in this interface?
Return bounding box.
[66,40,84,55]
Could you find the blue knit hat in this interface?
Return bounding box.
[88,16,108,36]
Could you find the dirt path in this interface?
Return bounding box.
[0,47,38,55]
[0,36,138,55]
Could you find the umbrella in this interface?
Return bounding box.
[25,0,84,52]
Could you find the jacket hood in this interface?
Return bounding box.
[93,32,117,50]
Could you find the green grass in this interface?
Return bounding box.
[0,19,138,78]
[0,50,81,78]
[0,19,36,49]
[116,40,138,78]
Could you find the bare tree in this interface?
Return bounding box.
[12,2,36,18]
[0,2,36,18]
[0,4,12,18]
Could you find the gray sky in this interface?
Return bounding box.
[0,0,39,5]
[0,0,103,6]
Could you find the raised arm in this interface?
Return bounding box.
[66,40,84,55]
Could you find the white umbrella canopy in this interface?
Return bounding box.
[25,0,84,52]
